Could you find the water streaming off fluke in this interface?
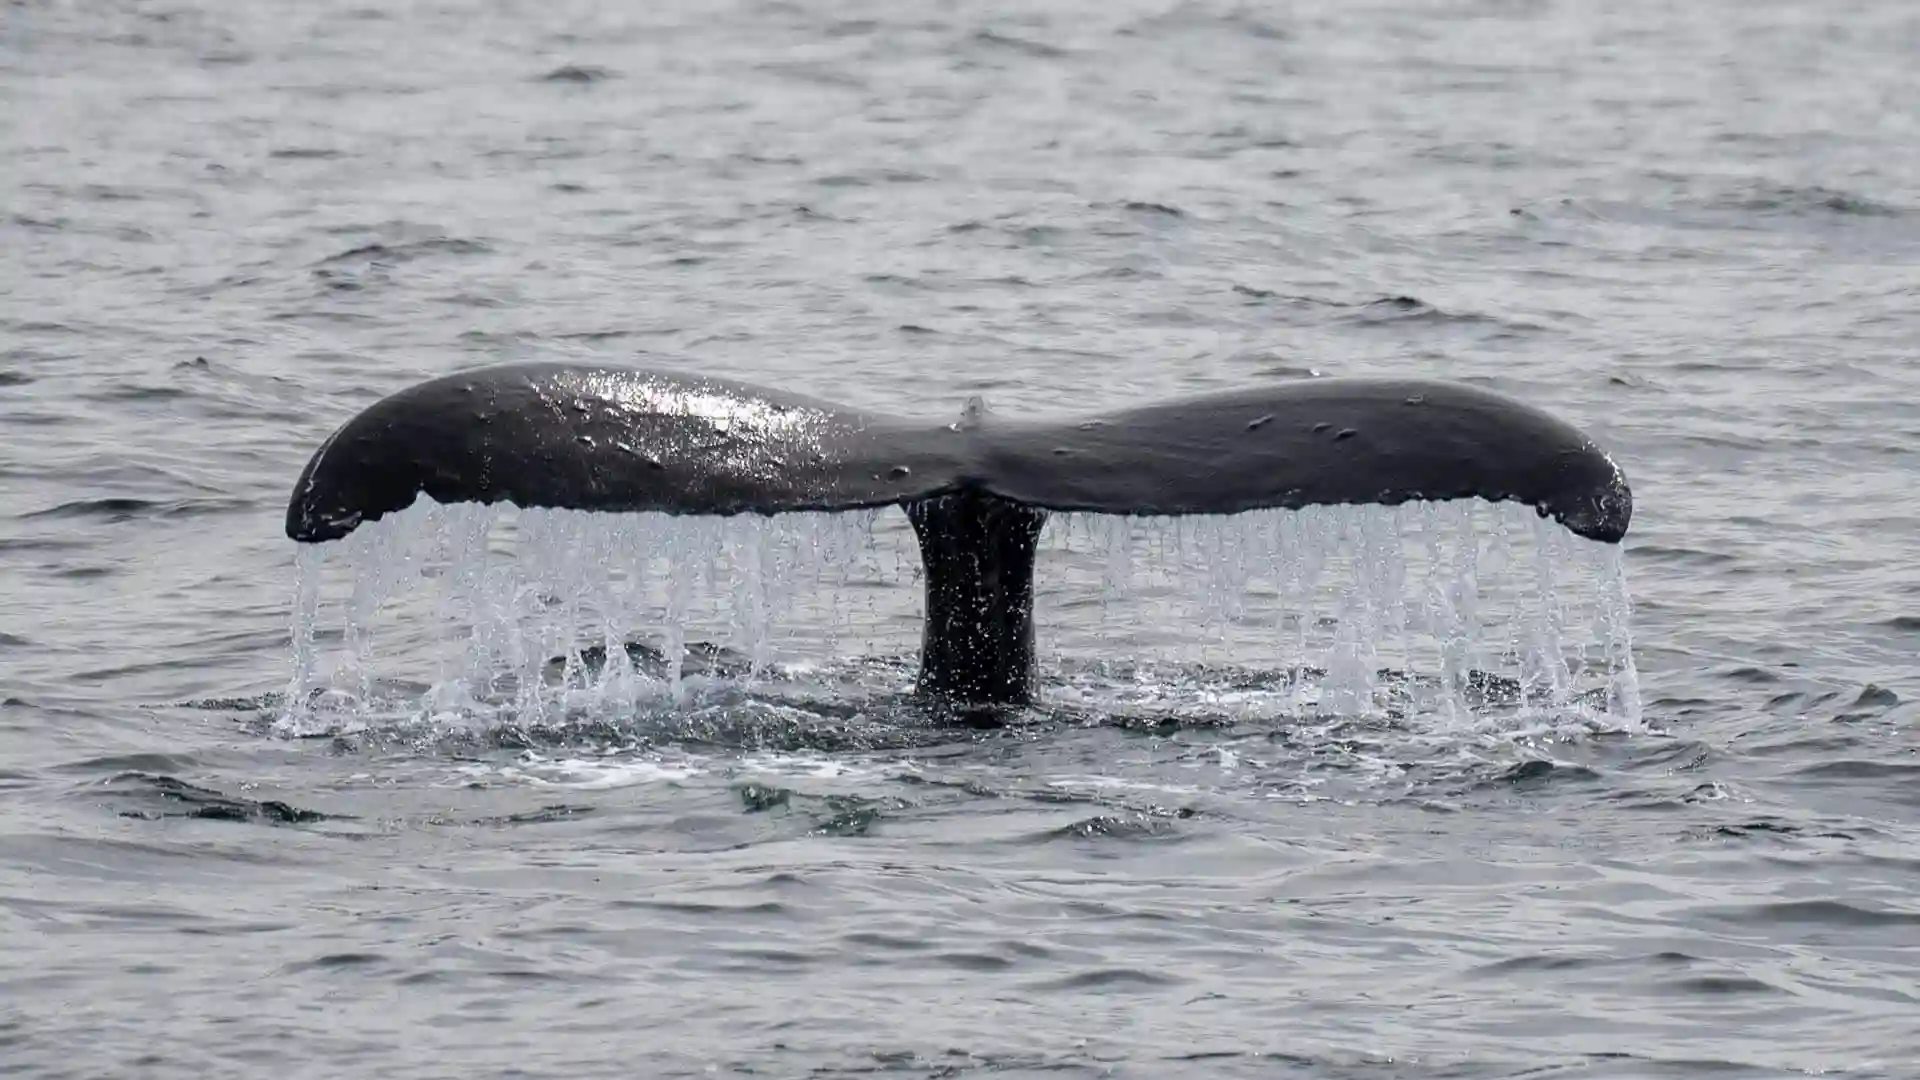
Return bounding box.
[282,496,1639,736]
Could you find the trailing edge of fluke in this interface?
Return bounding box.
[285,362,1632,705]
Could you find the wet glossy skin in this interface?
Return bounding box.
[286,361,1631,544]
[285,363,964,542]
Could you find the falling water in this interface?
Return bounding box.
[1040,500,1639,727]
[281,495,1639,735]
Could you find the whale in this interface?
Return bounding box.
[285,362,1632,705]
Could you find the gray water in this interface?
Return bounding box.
[4,0,1919,1075]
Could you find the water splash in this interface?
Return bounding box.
[282,498,911,734]
[1040,500,1639,730]
[281,496,1639,736]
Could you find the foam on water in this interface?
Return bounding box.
[456,749,905,792]
[280,496,1639,736]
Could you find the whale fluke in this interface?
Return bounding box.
[974,378,1630,544]
[286,362,1632,705]
[285,364,967,543]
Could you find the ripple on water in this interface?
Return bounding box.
[6,0,1920,1075]
[1699,899,1920,936]
[20,496,254,522]
[92,773,336,824]
[535,64,615,84]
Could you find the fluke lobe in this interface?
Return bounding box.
[286,362,1632,706]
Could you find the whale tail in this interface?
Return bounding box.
[286,362,1631,704]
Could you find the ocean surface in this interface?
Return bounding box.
[3,0,1918,1076]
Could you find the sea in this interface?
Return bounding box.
[2,0,1917,1076]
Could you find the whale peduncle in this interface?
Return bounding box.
[905,489,1048,705]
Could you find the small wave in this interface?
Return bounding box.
[1207,123,1297,151]
[1228,288,1524,331]
[814,170,930,188]
[1118,7,1289,42]
[74,183,145,203]
[1047,812,1187,842]
[811,806,880,837]
[1705,819,1858,842]
[0,371,32,386]
[1659,974,1786,996]
[267,147,345,160]
[931,951,1014,972]
[1469,952,1613,975]
[969,29,1070,59]
[1630,544,1739,567]
[95,773,339,825]
[810,794,913,837]
[8,213,64,232]
[312,237,492,266]
[1721,665,1782,685]
[81,382,193,402]
[615,898,791,919]
[53,753,200,775]
[757,60,864,89]
[1704,898,1920,928]
[0,537,86,553]
[1483,759,1604,790]
[1791,759,1920,782]
[281,952,387,974]
[1365,295,1436,315]
[426,803,595,827]
[1074,264,1161,282]
[1023,967,1180,992]
[19,496,252,522]
[1227,287,1363,312]
[5,320,76,335]
[1714,181,1906,219]
[536,64,614,84]
[1344,294,1523,329]
[1626,739,1712,772]
[824,19,878,39]
[1850,683,1900,708]
[180,692,284,712]
[737,782,793,812]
